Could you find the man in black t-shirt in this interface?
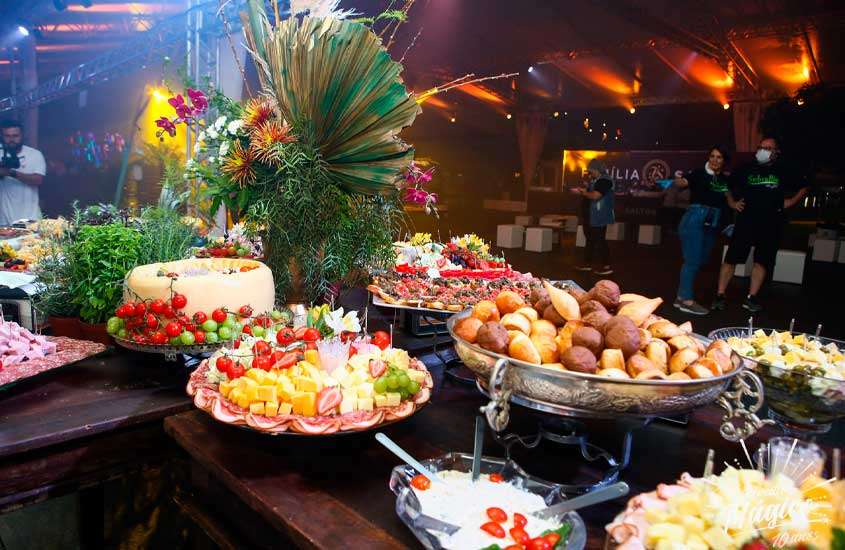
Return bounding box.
[713,137,808,312]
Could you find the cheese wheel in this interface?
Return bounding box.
[125,258,275,317]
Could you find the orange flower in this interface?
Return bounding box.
[221,140,257,187]
[242,98,275,132]
[249,119,296,165]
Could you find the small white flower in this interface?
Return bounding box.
[197,129,206,142]
[193,142,202,155]
[185,159,196,170]
[208,156,216,164]
[206,128,219,140]
[227,119,243,134]
[214,115,227,130]
[218,141,230,157]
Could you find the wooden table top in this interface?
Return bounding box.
[0,348,192,459]
[165,356,807,550]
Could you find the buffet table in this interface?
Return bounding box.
[163,353,790,550]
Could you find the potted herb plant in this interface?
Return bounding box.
[31,241,82,338]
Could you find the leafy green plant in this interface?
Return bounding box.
[31,240,79,318]
[135,207,197,265]
[67,224,142,324]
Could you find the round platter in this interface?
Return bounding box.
[114,336,224,358]
[447,309,747,419]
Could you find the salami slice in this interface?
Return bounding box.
[290,417,341,435]
[384,401,415,420]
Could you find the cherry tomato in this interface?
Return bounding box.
[241,324,253,336]
[410,474,431,491]
[193,311,208,325]
[509,527,530,546]
[480,521,506,539]
[216,356,234,375]
[162,304,175,318]
[302,328,321,342]
[254,315,272,328]
[513,513,527,529]
[123,302,136,315]
[486,507,508,523]
[145,314,159,329]
[151,332,168,345]
[177,314,191,326]
[371,330,391,350]
[171,293,188,310]
[276,327,295,346]
[134,302,147,317]
[252,355,273,371]
[193,330,206,344]
[184,323,197,333]
[165,322,182,338]
[212,308,227,323]
[115,304,129,318]
[228,363,245,379]
[253,340,272,357]
[150,299,166,314]
[238,305,253,317]
[526,538,551,550]
[543,533,561,548]
[133,334,146,344]
[489,473,504,483]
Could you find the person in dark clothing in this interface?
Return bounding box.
[713,137,808,313]
[573,158,614,275]
[672,146,730,315]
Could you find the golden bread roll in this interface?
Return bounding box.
[706,348,733,373]
[531,335,560,364]
[515,306,539,323]
[648,320,685,339]
[555,320,583,353]
[597,368,630,379]
[454,317,483,343]
[501,312,531,335]
[626,354,658,377]
[669,348,700,373]
[507,330,522,343]
[619,293,649,303]
[599,348,625,371]
[544,281,581,321]
[508,332,542,364]
[678,321,693,334]
[637,328,652,350]
[617,297,663,327]
[495,290,525,315]
[686,364,714,379]
[561,346,597,373]
[642,314,662,329]
[667,372,691,381]
[707,339,732,357]
[472,300,500,323]
[540,362,566,371]
[667,334,698,353]
[694,357,723,376]
[530,319,558,340]
[636,369,667,380]
[644,340,670,371]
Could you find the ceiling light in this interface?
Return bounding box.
[722,102,730,110]
[506,113,512,120]
[527,66,534,73]
[553,111,560,118]
[450,116,456,123]
[17,25,30,37]
[629,107,636,114]
[796,98,805,106]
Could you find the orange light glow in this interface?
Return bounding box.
[40,23,120,32]
[36,43,120,52]
[455,83,509,113]
[416,94,450,110]
[562,150,607,177]
[660,49,734,89]
[763,59,811,85]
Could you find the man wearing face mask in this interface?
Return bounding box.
[0,120,45,226]
[713,137,808,313]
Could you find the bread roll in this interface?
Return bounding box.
[544,281,581,321]
[626,354,658,377]
[694,357,723,376]
[476,322,509,354]
[669,347,700,373]
[501,312,531,335]
[667,334,697,353]
[589,280,621,310]
[529,286,549,308]
[637,328,652,350]
[515,307,539,323]
[582,310,612,331]
[531,334,560,364]
[644,340,670,370]
[496,291,525,315]
[604,316,641,357]
[561,346,597,374]
[707,339,732,358]
[706,348,732,374]
[472,300,500,323]
[617,297,663,327]
[540,362,566,372]
[678,321,693,334]
[534,296,552,316]
[568,287,589,304]
[642,314,662,329]
[667,372,691,381]
[597,368,630,379]
[579,300,607,317]
[619,293,648,303]
[454,316,483,343]
[686,364,714,379]
[599,348,625,371]
[648,320,685,339]
[508,332,542,364]
[530,319,558,340]
[635,369,667,380]
[555,320,583,353]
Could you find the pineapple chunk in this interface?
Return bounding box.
[277,402,293,415]
[374,394,389,408]
[292,392,317,416]
[257,385,277,402]
[339,396,356,414]
[341,389,358,402]
[239,376,258,390]
[685,535,708,550]
[347,354,372,372]
[672,493,702,517]
[228,388,242,403]
[219,381,233,398]
[249,402,266,416]
[357,397,374,411]
[385,392,401,407]
[296,376,320,393]
[236,394,251,410]
[264,401,279,417]
[701,526,734,550]
[243,384,259,403]
[384,348,410,369]
[680,515,705,535]
[304,350,320,367]
[276,382,296,402]
[357,382,374,398]
[646,523,686,546]
[262,370,278,384]
[246,368,265,383]
[406,369,426,383]
[298,361,319,378]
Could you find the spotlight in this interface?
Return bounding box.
[527,66,534,73]
[648,39,657,48]
[588,128,593,133]
[722,102,730,110]
[17,25,30,37]
[796,97,805,106]
[450,116,456,123]
[563,111,567,116]
[629,107,636,114]
[151,89,165,101]
[506,113,512,120]
[553,111,560,118]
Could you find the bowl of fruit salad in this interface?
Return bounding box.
[709,327,845,435]
[390,452,586,550]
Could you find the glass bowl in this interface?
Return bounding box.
[389,452,587,550]
[708,327,845,435]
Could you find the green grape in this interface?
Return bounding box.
[205,331,219,344]
[398,388,410,400]
[407,380,420,395]
[386,375,399,390]
[252,325,265,338]
[169,336,182,346]
[397,373,410,388]
[373,377,387,394]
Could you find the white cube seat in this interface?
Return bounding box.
[497,224,525,249]
[525,227,553,252]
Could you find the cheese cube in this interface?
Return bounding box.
[228,388,242,403]
[292,392,316,416]
[246,368,264,383]
[374,394,389,408]
[357,397,374,411]
[347,354,371,371]
[341,389,358,403]
[243,384,259,403]
[257,385,277,402]
[357,382,374,398]
[296,376,320,393]
[276,382,295,403]
[407,369,426,383]
[264,401,279,417]
[263,370,278,384]
[298,361,318,378]
[339,397,356,414]
[680,515,705,535]
[702,527,734,550]
[239,376,258,390]
[646,523,685,546]
[304,350,320,367]
[385,392,401,407]
[236,394,251,410]
[219,381,233,398]
[249,402,266,416]
[684,535,708,550]
[278,402,293,415]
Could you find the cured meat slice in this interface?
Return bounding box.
[289,417,341,435]
[212,397,247,424]
[384,401,415,420]
[246,413,286,430]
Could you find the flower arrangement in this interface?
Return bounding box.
[399,162,438,217]
[409,232,432,247]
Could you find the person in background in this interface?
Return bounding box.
[659,172,690,234]
[573,158,614,275]
[672,146,730,315]
[713,137,808,313]
[0,120,45,226]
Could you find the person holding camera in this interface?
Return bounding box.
[0,120,45,226]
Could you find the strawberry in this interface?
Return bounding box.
[316,386,342,416]
[369,359,387,378]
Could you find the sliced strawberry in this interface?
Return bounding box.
[293,326,307,340]
[369,359,387,378]
[316,386,342,416]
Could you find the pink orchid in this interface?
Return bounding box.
[187,88,208,113]
[168,94,192,120]
[155,116,177,137]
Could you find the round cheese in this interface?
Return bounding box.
[125,258,275,317]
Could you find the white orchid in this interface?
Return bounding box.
[206,128,219,140]
[218,141,230,157]
[290,0,358,19]
[227,119,244,135]
[323,307,361,336]
[214,115,227,130]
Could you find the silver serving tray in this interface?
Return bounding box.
[114,336,224,361]
[448,309,747,419]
